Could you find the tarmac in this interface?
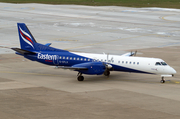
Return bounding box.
[0,3,180,119]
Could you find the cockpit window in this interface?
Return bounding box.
[155,62,161,65]
[161,62,167,66]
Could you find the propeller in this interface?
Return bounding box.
[130,50,137,56]
[102,53,113,76]
[103,53,112,69]
[134,50,137,56]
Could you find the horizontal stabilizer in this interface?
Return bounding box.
[45,43,51,46]
[11,48,36,55]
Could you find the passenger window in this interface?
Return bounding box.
[63,57,65,59]
[70,57,72,60]
[118,61,120,63]
[126,61,128,64]
[67,57,69,60]
[137,62,139,65]
[129,62,131,64]
[81,58,83,61]
[84,58,86,61]
[59,56,61,59]
[88,59,90,61]
[155,62,161,65]
[133,62,135,64]
[77,58,79,60]
[73,57,76,60]
[122,61,124,63]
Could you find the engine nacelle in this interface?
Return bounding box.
[106,64,112,69]
[73,62,106,75]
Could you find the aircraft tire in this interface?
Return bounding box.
[77,76,84,81]
[104,70,110,76]
[160,80,165,83]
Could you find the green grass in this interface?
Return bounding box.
[0,0,180,9]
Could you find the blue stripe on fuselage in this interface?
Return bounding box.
[111,64,154,74]
[25,51,94,66]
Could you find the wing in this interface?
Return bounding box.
[57,66,88,70]
[121,51,137,57]
[57,62,106,75]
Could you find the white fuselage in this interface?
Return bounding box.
[72,52,176,75]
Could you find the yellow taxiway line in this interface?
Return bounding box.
[160,14,179,22]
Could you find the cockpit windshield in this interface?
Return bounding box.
[155,62,161,65]
[161,62,167,66]
[155,62,167,66]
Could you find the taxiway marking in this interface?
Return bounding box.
[160,14,180,22]
[0,71,62,77]
[0,81,38,90]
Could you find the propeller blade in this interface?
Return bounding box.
[107,53,109,63]
[134,50,137,56]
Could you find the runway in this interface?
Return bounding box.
[0,3,180,119]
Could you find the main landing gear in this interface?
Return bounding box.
[160,77,165,83]
[104,70,110,77]
[77,70,111,81]
[77,72,84,81]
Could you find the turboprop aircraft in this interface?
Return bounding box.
[12,23,176,83]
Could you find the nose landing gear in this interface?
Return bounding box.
[160,77,165,83]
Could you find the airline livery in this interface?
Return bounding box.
[12,23,176,83]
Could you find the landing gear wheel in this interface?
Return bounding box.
[160,80,165,83]
[77,76,84,81]
[160,77,165,83]
[104,70,110,76]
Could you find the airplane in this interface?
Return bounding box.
[12,23,176,83]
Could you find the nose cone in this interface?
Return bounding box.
[170,67,176,74]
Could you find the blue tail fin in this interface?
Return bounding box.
[17,23,37,50]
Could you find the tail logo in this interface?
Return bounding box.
[19,26,34,49]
